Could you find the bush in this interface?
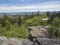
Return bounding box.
[48,25,55,38]
[0,24,29,38]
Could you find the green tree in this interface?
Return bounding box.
[30,12,35,18]
[48,26,55,38]
[36,11,40,16]
[18,16,22,26]
[57,11,60,18]
[46,11,51,17]
[52,17,60,27]
[4,19,12,29]
[3,14,12,29]
[24,14,29,19]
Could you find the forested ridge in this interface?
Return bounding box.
[0,11,60,38]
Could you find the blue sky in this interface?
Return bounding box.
[0,0,60,12]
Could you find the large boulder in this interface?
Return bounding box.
[0,36,8,45]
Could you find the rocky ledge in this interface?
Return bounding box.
[0,36,60,45]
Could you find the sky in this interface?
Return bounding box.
[0,0,60,12]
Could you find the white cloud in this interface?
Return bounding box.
[0,1,60,12]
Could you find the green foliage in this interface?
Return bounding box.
[18,16,22,26]
[48,17,60,38]
[25,16,41,26]
[0,24,29,38]
[25,15,48,26]
[48,25,55,38]
[58,28,60,38]
[0,11,60,38]
[4,19,12,29]
[52,17,60,27]
[48,26,60,38]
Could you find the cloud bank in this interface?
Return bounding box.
[0,0,60,12]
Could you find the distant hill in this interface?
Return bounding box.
[0,12,37,15]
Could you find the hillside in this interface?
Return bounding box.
[0,11,60,38]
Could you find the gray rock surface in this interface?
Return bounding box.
[37,38,60,45]
[0,36,60,45]
[28,26,49,38]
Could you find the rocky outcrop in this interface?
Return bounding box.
[0,36,60,45]
[0,26,59,45]
[37,38,60,45]
[28,26,49,38]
